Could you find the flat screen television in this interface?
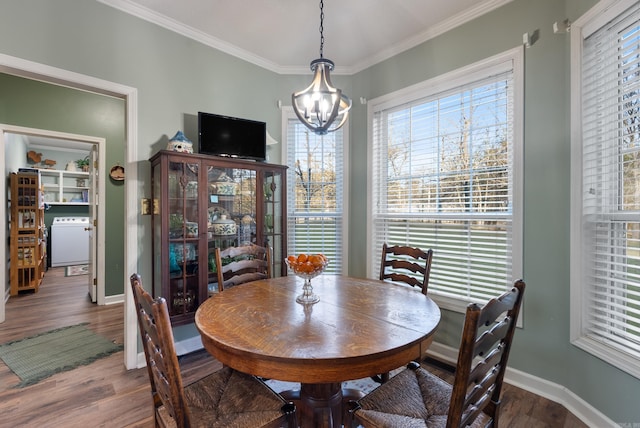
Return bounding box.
[198,112,266,161]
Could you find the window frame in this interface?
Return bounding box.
[366,47,524,313]
[281,106,350,273]
[570,0,640,379]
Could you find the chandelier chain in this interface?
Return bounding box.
[319,0,325,58]
[291,0,351,134]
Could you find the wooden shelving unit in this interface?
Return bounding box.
[9,171,46,295]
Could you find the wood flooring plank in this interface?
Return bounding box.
[564,412,591,428]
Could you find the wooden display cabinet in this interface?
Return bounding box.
[150,150,287,325]
[9,171,46,295]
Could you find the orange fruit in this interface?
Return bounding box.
[297,253,308,263]
[304,262,314,273]
[287,255,296,264]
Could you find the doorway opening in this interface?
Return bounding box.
[3,127,104,303]
[0,54,139,370]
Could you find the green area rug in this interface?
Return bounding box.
[0,323,123,387]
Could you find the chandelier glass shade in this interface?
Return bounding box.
[291,1,351,135]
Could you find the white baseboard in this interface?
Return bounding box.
[136,350,146,368]
[174,335,204,356]
[104,293,124,305]
[427,342,617,428]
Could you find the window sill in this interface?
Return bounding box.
[430,293,472,314]
[431,291,524,328]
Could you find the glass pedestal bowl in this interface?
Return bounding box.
[285,257,329,304]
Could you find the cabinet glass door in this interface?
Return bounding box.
[264,170,284,277]
[166,159,200,318]
[206,166,256,293]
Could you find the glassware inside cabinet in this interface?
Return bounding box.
[168,161,200,239]
[169,277,199,315]
[232,169,257,225]
[239,214,256,245]
[207,167,256,239]
[167,160,200,317]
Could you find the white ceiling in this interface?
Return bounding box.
[28,136,92,153]
[98,0,512,74]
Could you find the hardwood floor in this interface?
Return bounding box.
[0,268,587,427]
[422,359,589,428]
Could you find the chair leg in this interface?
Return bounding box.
[370,371,389,384]
[346,401,361,428]
[488,398,501,427]
[282,402,298,428]
[153,409,162,428]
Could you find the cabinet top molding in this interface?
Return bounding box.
[149,150,289,170]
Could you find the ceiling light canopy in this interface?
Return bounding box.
[292,0,351,135]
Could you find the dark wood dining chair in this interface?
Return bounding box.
[350,280,525,428]
[215,244,271,291]
[379,243,433,295]
[372,243,434,383]
[130,273,296,428]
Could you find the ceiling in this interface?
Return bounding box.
[98,0,512,74]
[7,133,93,154]
[28,136,92,153]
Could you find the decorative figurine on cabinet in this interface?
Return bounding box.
[167,130,193,153]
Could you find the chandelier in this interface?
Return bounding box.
[291,0,352,135]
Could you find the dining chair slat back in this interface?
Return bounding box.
[372,243,434,384]
[351,280,525,428]
[130,273,296,428]
[215,244,271,291]
[379,243,433,295]
[131,273,192,425]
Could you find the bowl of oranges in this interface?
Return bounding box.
[285,253,328,304]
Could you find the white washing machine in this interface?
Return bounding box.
[51,217,90,267]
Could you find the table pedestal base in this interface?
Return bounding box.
[281,383,365,428]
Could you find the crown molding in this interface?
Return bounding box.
[346,0,513,74]
[98,0,513,76]
[97,0,283,73]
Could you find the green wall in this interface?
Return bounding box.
[347,0,638,422]
[0,73,125,296]
[1,0,638,423]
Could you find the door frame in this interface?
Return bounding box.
[1,126,105,302]
[0,53,139,370]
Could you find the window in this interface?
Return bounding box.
[571,0,640,378]
[283,109,347,273]
[368,48,523,311]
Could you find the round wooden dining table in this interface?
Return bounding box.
[195,275,441,428]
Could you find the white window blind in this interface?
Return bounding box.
[286,117,344,273]
[576,1,640,367]
[370,51,522,307]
